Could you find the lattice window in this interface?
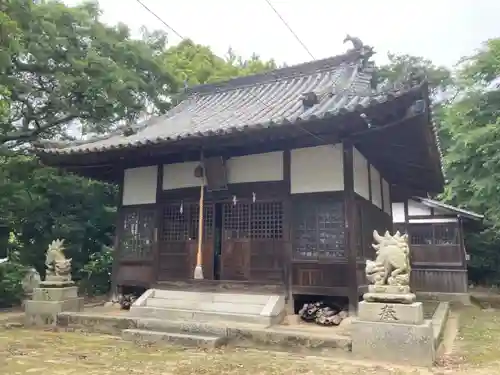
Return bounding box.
[162,204,188,241]
[293,198,345,259]
[189,204,214,240]
[120,207,156,259]
[434,224,458,245]
[223,201,283,240]
[223,203,250,239]
[409,224,433,245]
[251,202,283,239]
[409,223,458,245]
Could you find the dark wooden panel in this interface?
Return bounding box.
[411,244,463,267]
[158,241,188,280]
[291,262,349,296]
[356,261,367,286]
[116,264,154,286]
[221,239,251,280]
[249,240,286,283]
[355,195,393,260]
[411,268,468,293]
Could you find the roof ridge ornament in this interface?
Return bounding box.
[343,34,375,71]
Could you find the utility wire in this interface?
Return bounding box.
[263,0,315,60]
[135,0,184,40]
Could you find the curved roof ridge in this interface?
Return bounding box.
[187,50,364,96]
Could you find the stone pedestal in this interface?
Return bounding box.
[352,299,435,367]
[24,281,83,326]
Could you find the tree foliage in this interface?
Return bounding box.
[163,39,278,88]
[0,154,117,278]
[0,0,178,144]
[435,38,500,284]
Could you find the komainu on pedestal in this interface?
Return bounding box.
[44,239,73,285]
[363,230,414,304]
[24,239,83,326]
[351,230,435,367]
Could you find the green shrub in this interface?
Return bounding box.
[79,245,113,296]
[0,251,28,308]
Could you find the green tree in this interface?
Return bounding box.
[438,38,500,284]
[0,0,178,144]
[377,53,453,97]
[163,39,278,88]
[0,154,117,278]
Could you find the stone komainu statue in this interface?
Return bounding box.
[365,230,411,287]
[45,239,72,281]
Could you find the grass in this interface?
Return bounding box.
[456,306,500,366]
[1,305,500,374]
[0,328,425,375]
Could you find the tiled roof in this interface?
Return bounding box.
[39,49,423,156]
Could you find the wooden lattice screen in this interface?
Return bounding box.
[119,207,156,260]
[293,198,345,260]
[161,202,214,242]
[222,201,283,240]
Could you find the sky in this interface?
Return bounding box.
[63,0,500,68]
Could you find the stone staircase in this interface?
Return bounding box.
[121,289,286,348]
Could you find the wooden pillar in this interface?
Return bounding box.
[153,164,164,285]
[110,167,124,301]
[283,149,294,314]
[343,140,359,314]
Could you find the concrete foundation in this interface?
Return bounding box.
[24,284,83,326]
[352,300,435,366]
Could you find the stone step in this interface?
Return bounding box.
[152,290,272,305]
[135,317,230,336]
[122,329,227,348]
[145,297,264,315]
[130,306,278,326]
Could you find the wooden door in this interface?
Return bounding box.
[157,203,189,281]
[186,203,215,280]
[157,202,215,281]
[220,201,285,283]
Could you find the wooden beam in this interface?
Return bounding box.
[342,140,359,313]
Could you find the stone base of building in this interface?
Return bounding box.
[351,300,435,367]
[24,285,83,326]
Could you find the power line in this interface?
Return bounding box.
[135,0,184,40]
[263,0,315,60]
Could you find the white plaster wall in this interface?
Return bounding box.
[163,161,204,190]
[226,151,283,184]
[290,145,343,194]
[408,200,432,216]
[370,165,382,209]
[353,147,370,200]
[392,202,405,223]
[382,179,391,215]
[122,166,157,206]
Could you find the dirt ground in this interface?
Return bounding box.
[0,306,499,375]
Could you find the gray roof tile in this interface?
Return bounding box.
[40,51,420,155]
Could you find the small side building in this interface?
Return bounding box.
[392,197,483,300]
